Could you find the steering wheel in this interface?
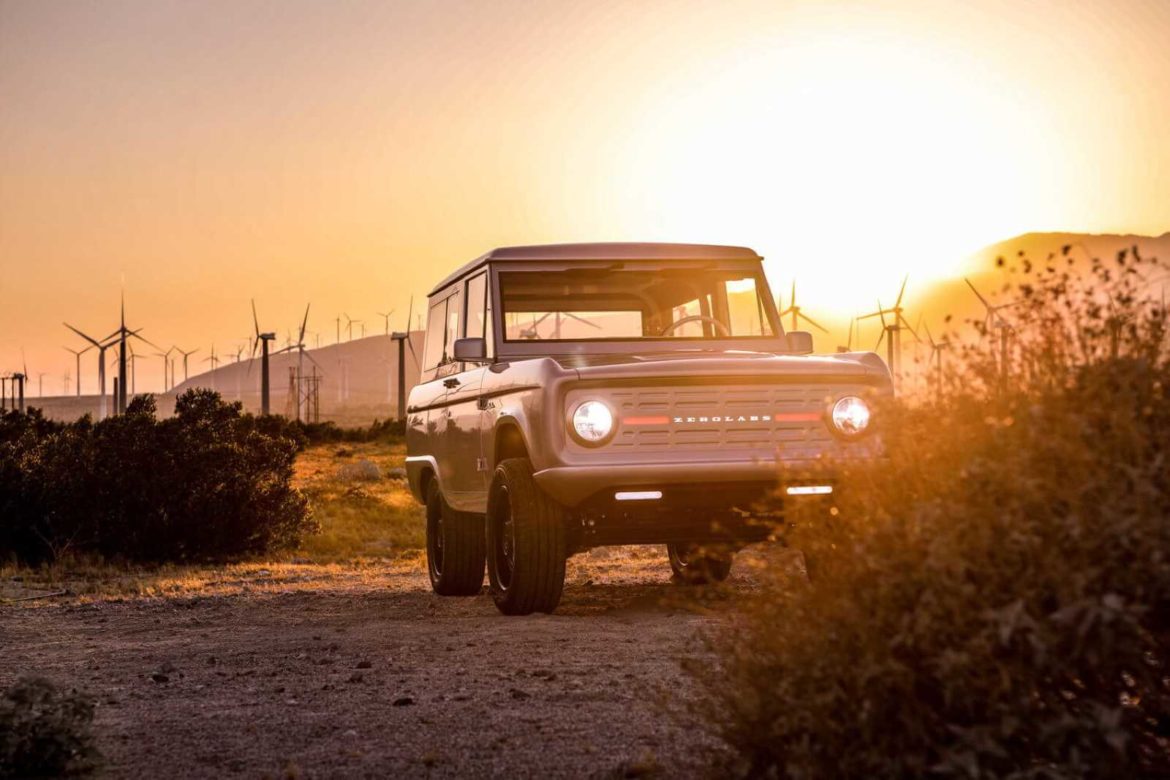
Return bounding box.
[658,315,732,337]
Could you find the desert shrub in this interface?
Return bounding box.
[0,677,99,778]
[694,249,1170,777]
[0,389,314,564]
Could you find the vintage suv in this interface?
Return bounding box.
[405,243,890,615]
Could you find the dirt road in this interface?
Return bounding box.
[1,549,747,778]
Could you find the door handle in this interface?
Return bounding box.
[443,377,461,389]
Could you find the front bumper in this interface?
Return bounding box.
[534,459,833,507]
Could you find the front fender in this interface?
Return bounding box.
[404,454,439,504]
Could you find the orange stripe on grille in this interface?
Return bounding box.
[622,415,671,426]
[773,412,823,423]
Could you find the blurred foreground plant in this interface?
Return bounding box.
[0,678,99,778]
[694,249,1170,777]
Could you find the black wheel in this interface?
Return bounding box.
[667,542,733,585]
[425,479,485,596]
[486,458,567,615]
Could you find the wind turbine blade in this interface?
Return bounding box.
[130,332,164,352]
[790,280,796,308]
[964,277,993,310]
[273,345,296,355]
[877,302,889,330]
[406,336,420,369]
[64,323,102,348]
[404,295,415,333]
[922,321,935,347]
[856,310,887,321]
[304,350,322,370]
[846,318,855,350]
[797,312,829,333]
[895,274,909,309]
[300,304,311,343]
[897,314,920,341]
[564,312,602,329]
[875,328,886,350]
[252,299,261,338]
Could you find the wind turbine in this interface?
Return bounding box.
[836,318,857,353]
[250,300,277,415]
[127,342,146,395]
[921,321,950,396]
[858,275,918,380]
[344,313,363,342]
[154,347,175,392]
[964,277,1016,387]
[200,345,220,392]
[102,293,160,413]
[377,310,395,336]
[778,282,829,334]
[273,304,319,421]
[175,347,199,384]
[390,296,422,421]
[63,345,92,397]
[64,324,119,419]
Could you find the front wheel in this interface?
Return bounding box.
[667,542,733,585]
[486,458,567,615]
[425,479,485,596]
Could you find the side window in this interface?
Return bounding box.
[423,298,448,370]
[465,273,487,340]
[442,289,461,365]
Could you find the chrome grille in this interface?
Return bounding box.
[567,383,869,461]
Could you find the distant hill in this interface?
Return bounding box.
[28,332,425,425]
[172,332,425,423]
[969,231,1170,273]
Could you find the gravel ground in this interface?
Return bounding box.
[0,549,749,778]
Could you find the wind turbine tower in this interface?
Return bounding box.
[251,300,278,415]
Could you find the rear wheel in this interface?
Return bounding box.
[425,479,485,596]
[486,458,567,615]
[667,542,733,585]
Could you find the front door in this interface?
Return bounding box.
[438,365,487,512]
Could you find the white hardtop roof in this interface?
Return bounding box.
[429,242,763,295]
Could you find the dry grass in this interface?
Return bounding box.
[1,439,425,601]
[292,439,424,560]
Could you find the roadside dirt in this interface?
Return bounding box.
[0,548,770,778]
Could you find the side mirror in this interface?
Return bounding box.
[453,337,488,362]
[785,331,814,355]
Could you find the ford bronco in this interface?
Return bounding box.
[405,243,891,615]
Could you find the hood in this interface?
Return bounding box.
[555,349,891,384]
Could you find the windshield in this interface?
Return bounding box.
[500,269,777,341]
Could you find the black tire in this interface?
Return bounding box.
[667,542,733,585]
[425,479,485,596]
[486,458,567,615]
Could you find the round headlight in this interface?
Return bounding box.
[831,396,872,437]
[571,400,615,445]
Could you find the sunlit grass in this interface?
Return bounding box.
[292,439,425,561]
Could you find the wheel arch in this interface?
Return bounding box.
[491,418,531,468]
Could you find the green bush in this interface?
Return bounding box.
[693,249,1170,777]
[0,389,314,564]
[0,678,99,778]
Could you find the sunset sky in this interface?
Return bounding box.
[2,0,1168,393]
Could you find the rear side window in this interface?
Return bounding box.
[465,273,487,340]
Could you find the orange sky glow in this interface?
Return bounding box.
[1,0,1168,392]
